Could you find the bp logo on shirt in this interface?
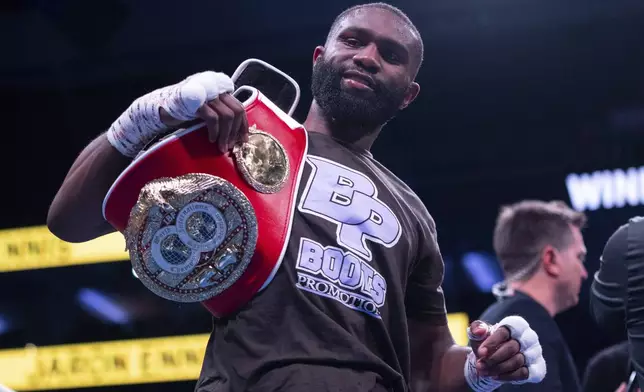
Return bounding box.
[294,155,402,318]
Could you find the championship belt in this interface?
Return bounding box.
[102,59,308,318]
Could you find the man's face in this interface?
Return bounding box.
[311,7,421,133]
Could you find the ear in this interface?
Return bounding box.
[399,82,420,110]
[313,46,325,65]
[541,245,561,278]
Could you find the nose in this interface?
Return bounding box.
[580,264,588,280]
[353,43,381,74]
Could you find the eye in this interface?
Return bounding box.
[343,37,362,48]
[382,51,401,64]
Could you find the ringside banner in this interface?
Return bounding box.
[0,313,469,390]
[0,226,128,272]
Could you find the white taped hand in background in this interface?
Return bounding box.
[107,71,234,157]
[465,315,546,392]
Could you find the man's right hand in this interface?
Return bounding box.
[160,92,249,154]
[107,70,249,158]
[47,70,251,243]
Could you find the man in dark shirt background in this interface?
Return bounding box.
[480,200,589,391]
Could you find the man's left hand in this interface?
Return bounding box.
[465,316,546,390]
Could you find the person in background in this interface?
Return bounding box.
[480,200,588,391]
[591,216,644,390]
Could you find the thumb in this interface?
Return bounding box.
[468,320,492,358]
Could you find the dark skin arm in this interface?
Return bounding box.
[409,320,471,392]
[47,133,129,243]
[406,215,471,391]
[407,213,529,391]
[47,94,248,243]
[409,319,527,392]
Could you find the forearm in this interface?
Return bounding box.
[409,318,473,392]
[411,343,472,392]
[47,133,131,242]
[433,344,473,392]
[47,71,236,243]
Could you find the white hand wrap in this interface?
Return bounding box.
[464,316,547,391]
[106,71,234,157]
[465,352,503,392]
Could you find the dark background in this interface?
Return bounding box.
[2,0,644,390]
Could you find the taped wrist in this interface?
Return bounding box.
[464,350,502,392]
[106,87,169,157]
[107,71,234,157]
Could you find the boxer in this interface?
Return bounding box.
[48,3,546,391]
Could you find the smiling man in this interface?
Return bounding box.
[48,3,546,392]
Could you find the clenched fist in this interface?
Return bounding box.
[465,317,546,391]
[108,70,248,157]
[158,72,249,153]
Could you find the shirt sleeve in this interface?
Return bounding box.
[194,325,218,392]
[404,209,447,324]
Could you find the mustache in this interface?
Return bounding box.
[337,66,382,92]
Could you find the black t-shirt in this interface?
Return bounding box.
[479,291,581,392]
[195,132,447,392]
[591,216,644,389]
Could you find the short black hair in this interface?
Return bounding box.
[325,2,424,75]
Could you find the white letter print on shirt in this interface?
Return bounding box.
[296,155,402,318]
[298,156,402,261]
[296,238,387,317]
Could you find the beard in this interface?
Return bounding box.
[310,56,409,137]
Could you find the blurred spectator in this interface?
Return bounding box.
[591,217,644,388]
[480,200,588,391]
